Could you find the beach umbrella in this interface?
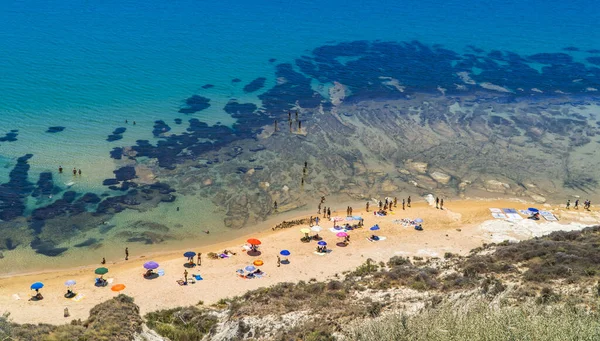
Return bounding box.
[300,228,310,234]
[183,251,196,258]
[311,226,322,232]
[143,261,159,270]
[280,250,291,256]
[30,282,44,290]
[247,238,261,245]
[253,260,264,266]
[317,241,327,246]
[370,225,380,231]
[64,280,76,287]
[336,232,348,238]
[94,267,109,275]
[111,284,126,292]
[528,208,539,213]
[414,218,424,223]
[245,265,256,272]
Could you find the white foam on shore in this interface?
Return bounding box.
[479,219,590,243]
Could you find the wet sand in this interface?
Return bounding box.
[0,199,598,325]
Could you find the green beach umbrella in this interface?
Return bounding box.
[95,267,109,275]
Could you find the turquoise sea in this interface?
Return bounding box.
[0,0,599,272]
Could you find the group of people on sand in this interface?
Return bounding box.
[566,199,592,210]
[58,166,82,176]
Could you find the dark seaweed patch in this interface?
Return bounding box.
[587,57,600,66]
[269,58,276,63]
[243,77,267,93]
[113,166,136,181]
[152,120,171,137]
[174,118,182,125]
[30,238,68,256]
[31,172,60,198]
[107,127,127,142]
[110,147,123,160]
[46,126,65,133]
[201,84,214,89]
[0,154,34,221]
[563,46,579,52]
[232,78,242,83]
[74,238,99,247]
[179,95,211,114]
[0,131,18,142]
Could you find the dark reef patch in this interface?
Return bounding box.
[30,238,68,257]
[0,154,34,221]
[232,78,242,83]
[152,120,171,137]
[109,147,123,160]
[46,126,65,133]
[174,118,182,125]
[179,95,211,114]
[243,77,267,93]
[107,127,127,142]
[0,130,18,142]
[269,58,276,63]
[74,238,99,248]
[563,46,579,52]
[31,172,60,198]
[587,49,600,54]
[587,57,600,66]
[201,84,214,89]
[113,166,136,181]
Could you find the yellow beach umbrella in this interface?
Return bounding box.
[300,228,310,234]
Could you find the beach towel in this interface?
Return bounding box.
[503,208,518,214]
[107,278,114,284]
[12,294,20,300]
[367,236,387,242]
[506,213,523,220]
[329,227,347,233]
[540,211,558,221]
[518,210,531,216]
[242,245,252,251]
[331,217,344,222]
[157,269,165,276]
[193,274,203,280]
[352,216,362,220]
[313,251,327,256]
[489,208,502,213]
[219,254,229,258]
[393,219,402,224]
[492,212,507,219]
[72,294,85,302]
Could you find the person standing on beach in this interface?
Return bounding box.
[379,201,383,210]
[327,208,331,219]
[323,207,327,218]
[566,199,571,209]
[366,202,370,212]
[407,196,411,208]
[184,269,188,283]
[274,201,278,210]
[125,247,129,261]
[440,199,444,210]
[277,255,281,267]
[394,197,397,207]
[436,197,439,209]
[101,257,106,265]
[309,216,313,227]
[575,199,579,209]
[318,202,322,214]
[197,253,201,266]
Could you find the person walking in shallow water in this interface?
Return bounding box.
[575,199,579,210]
[58,166,63,174]
[407,196,411,208]
[327,207,331,219]
[402,199,405,210]
[366,202,370,212]
[274,201,278,210]
[436,197,439,209]
[566,199,571,209]
[125,247,129,261]
[72,168,77,176]
[440,199,444,210]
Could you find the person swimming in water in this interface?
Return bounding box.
[58,166,63,173]
[72,168,77,176]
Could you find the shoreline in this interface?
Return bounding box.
[0,195,550,278]
[0,198,598,325]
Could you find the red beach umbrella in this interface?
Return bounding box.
[247,238,261,245]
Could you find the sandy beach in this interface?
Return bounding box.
[1,198,598,325]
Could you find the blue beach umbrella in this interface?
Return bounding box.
[370,225,380,231]
[317,241,327,246]
[64,280,76,287]
[245,265,256,272]
[183,251,196,258]
[528,208,539,213]
[144,261,160,270]
[280,250,291,256]
[30,282,44,290]
[414,218,424,223]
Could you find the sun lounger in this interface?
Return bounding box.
[540,211,558,221]
[329,227,347,233]
[489,208,502,213]
[12,294,20,300]
[157,269,165,276]
[492,212,507,219]
[177,280,187,286]
[506,213,523,220]
[503,208,518,214]
[72,294,85,302]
